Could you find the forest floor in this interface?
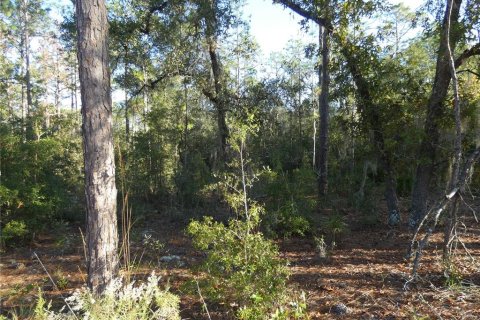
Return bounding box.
[1,203,480,319]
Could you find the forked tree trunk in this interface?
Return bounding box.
[76,0,119,295]
[409,0,462,227]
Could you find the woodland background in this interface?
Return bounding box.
[1,0,480,318]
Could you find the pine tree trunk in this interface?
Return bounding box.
[76,0,119,295]
[19,0,30,141]
[317,25,330,196]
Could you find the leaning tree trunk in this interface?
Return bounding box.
[207,37,229,162]
[203,0,229,163]
[76,0,119,295]
[409,0,462,228]
[316,25,330,196]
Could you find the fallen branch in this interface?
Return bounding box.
[33,252,79,319]
[407,146,480,277]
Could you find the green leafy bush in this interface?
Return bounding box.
[188,215,291,319]
[33,273,180,320]
[320,213,348,247]
[2,220,29,246]
[187,124,308,319]
[258,169,314,238]
[265,200,311,238]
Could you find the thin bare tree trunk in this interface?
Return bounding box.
[443,0,462,261]
[76,0,119,295]
[124,51,130,142]
[23,0,32,115]
[19,0,29,141]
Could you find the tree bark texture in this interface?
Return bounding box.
[203,0,229,162]
[208,40,229,160]
[76,0,119,295]
[409,0,462,227]
[317,25,330,196]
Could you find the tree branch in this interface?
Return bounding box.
[407,145,480,276]
[202,88,218,104]
[457,69,480,78]
[130,70,182,99]
[454,42,480,68]
[272,0,331,30]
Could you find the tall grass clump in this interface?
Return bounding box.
[33,273,180,320]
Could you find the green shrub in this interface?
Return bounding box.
[188,214,300,319]
[258,169,314,239]
[320,213,347,247]
[188,124,308,319]
[265,200,311,238]
[33,273,180,320]
[2,220,29,246]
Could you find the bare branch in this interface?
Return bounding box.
[407,146,480,276]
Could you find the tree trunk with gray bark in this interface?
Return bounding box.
[76,0,119,295]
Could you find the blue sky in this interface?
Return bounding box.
[242,0,315,56]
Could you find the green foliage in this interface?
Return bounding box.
[188,216,291,319]
[258,168,315,238]
[269,291,309,320]
[443,262,463,288]
[1,220,28,246]
[33,288,50,320]
[266,200,311,238]
[0,113,84,243]
[188,124,306,319]
[33,273,180,320]
[53,269,70,290]
[320,213,348,247]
